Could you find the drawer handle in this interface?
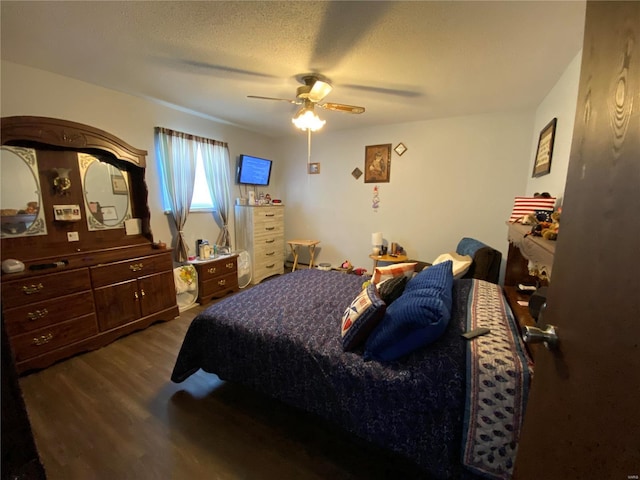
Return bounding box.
[134,291,139,300]
[265,226,275,231]
[140,289,146,297]
[22,283,44,295]
[27,308,49,320]
[266,251,275,256]
[265,239,275,244]
[33,333,54,346]
[226,263,234,269]
[129,263,144,272]
[265,213,275,217]
[208,267,217,274]
[266,264,275,269]
[217,279,226,286]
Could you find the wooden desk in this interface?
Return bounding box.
[287,239,320,271]
[369,253,408,270]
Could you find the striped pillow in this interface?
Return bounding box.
[372,262,417,284]
[508,196,556,223]
[341,283,386,351]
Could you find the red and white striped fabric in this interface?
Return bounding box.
[372,262,417,284]
[508,196,556,223]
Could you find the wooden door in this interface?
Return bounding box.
[93,280,141,330]
[138,271,176,318]
[514,2,640,478]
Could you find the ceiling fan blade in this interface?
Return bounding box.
[318,102,365,114]
[247,95,299,104]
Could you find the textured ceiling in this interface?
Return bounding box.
[1,1,586,137]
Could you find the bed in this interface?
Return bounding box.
[172,268,532,479]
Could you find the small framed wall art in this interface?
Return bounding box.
[532,118,557,178]
[394,142,407,156]
[111,174,128,194]
[364,144,391,183]
[308,162,320,174]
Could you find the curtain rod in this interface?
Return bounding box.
[154,126,227,147]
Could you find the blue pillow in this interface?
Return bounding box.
[363,261,453,362]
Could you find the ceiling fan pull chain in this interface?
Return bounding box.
[307,128,312,164]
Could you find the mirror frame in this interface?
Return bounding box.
[78,153,132,231]
[0,145,48,238]
[1,116,152,262]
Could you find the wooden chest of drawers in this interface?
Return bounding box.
[1,248,178,374]
[235,205,284,284]
[90,252,177,331]
[190,255,239,305]
[2,268,99,368]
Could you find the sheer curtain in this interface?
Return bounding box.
[154,127,196,262]
[201,138,232,247]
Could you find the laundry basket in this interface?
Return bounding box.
[173,264,198,312]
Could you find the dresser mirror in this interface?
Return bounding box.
[78,153,132,231]
[0,146,47,238]
[2,116,152,262]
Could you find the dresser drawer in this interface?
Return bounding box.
[197,257,237,282]
[252,207,284,224]
[9,314,99,363]
[253,221,284,238]
[200,271,239,297]
[3,291,95,336]
[90,252,173,287]
[254,243,283,265]
[252,234,283,249]
[254,234,283,253]
[1,268,92,309]
[253,261,284,282]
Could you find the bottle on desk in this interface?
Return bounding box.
[199,241,211,259]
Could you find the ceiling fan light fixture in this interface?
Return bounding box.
[292,106,326,132]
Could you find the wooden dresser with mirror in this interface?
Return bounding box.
[1,116,178,374]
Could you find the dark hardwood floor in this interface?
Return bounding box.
[18,290,428,480]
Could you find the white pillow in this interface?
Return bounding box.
[432,252,473,279]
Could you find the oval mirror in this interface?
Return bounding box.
[78,153,131,231]
[0,146,47,238]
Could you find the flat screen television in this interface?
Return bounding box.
[236,154,273,186]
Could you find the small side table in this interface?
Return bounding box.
[369,253,409,271]
[288,239,320,271]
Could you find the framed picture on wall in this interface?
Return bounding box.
[308,162,320,174]
[364,144,391,183]
[532,118,557,178]
[101,205,118,221]
[111,174,128,194]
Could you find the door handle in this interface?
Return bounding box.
[523,324,559,349]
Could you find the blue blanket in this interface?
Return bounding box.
[172,270,527,478]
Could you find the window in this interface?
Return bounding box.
[189,147,214,211]
[160,146,214,213]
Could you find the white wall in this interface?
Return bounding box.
[1,61,283,260]
[276,111,534,272]
[2,54,581,278]
[525,52,582,203]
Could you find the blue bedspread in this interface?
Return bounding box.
[172,269,526,478]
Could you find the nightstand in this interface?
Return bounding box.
[369,253,409,271]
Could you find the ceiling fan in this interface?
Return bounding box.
[247,73,365,131]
